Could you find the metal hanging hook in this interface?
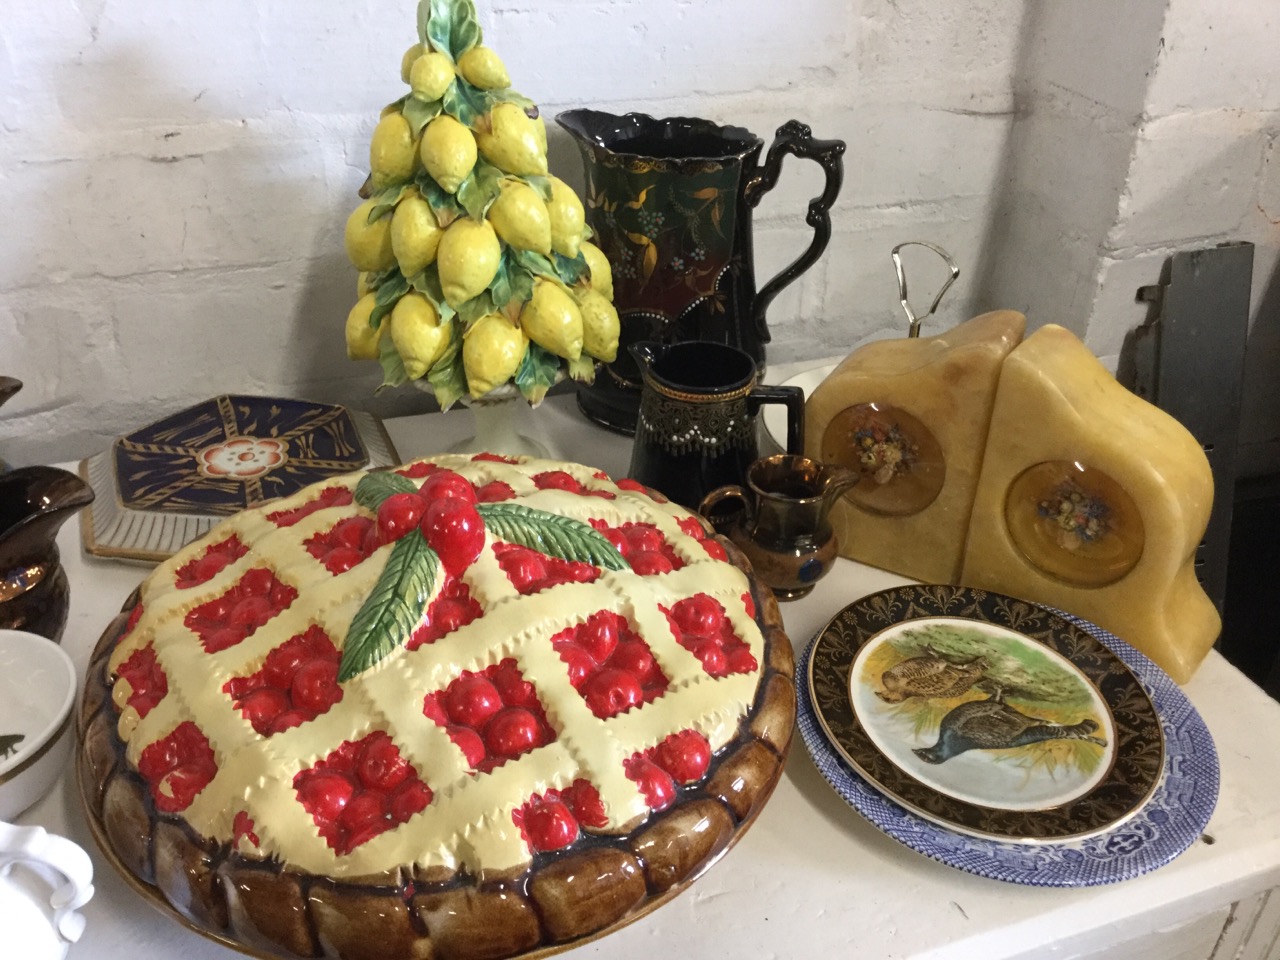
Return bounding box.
[891,241,960,338]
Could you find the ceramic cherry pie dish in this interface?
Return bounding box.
[76,454,795,960]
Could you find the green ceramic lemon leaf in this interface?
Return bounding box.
[489,248,534,315]
[377,333,409,391]
[402,96,443,137]
[370,270,410,328]
[552,251,590,287]
[339,530,439,682]
[497,89,538,114]
[513,248,560,283]
[477,503,628,571]
[524,175,553,202]
[567,354,596,383]
[369,182,415,222]
[417,172,465,227]
[457,158,505,221]
[513,343,561,406]
[456,291,495,328]
[443,78,492,128]
[354,471,418,513]
[426,325,467,411]
[426,0,482,62]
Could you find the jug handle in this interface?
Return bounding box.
[698,485,753,534]
[747,385,805,455]
[743,121,846,343]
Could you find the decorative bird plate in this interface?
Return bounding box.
[808,585,1165,843]
[80,396,399,562]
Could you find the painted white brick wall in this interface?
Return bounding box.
[0,0,1275,477]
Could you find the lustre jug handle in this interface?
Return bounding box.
[743,121,846,343]
[698,484,754,537]
[747,384,805,455]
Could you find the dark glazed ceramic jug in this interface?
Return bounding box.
[0,467,95,643]
[558,110,845,434]
[627,341,803,510]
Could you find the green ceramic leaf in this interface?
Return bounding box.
[410,265,458,325]
[552,251,590,286]
[369,182,415,222]
[514,248,559,282]
[476,503,629,571]
[338,531,439,682]
[524,175,553,202]
[354,471,418,513]
[377,332,409,391]
[426,324,467,411]
[427,0,482,62]
[456,158,505,221]
[456,291,495,327]
[514,343,561,406]
[567,355,597,383]
[417,172,466,225]
[497,89,538,113]
[370,271,411,327]
[403,95,443,136]
[443,78,492,128]
[417,0,431,46]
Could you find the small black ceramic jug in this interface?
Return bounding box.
[627,341,804,509]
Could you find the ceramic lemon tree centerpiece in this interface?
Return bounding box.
[342,0,619,454]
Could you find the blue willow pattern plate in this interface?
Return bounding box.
[798,588,1219,886]
[80,396,399,562]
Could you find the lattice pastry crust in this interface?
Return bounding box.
[78,455,796,960]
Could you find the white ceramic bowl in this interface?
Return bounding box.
[0,630,78,820]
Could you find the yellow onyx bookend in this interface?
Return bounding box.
[960,324,1219,683]
[804,310,1027,583]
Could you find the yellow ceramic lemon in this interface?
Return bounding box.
[344,199,396,272]
[345,294,382,361]
[486,180,552,255]
[356,271,372,298]
[576,288,620,362]
[390,293,450,379]
[519,278,583,360]
[369,112,418,191]
[420,115,477,193]
[390,189,443,278]
[410,51,455,102]
[546,175,586,259]
[457,46,510,89]
[475,103,547,177]
[464,313,528,397]
[437,217,501,307]
[400,43,424,83]
[580,241,613,300]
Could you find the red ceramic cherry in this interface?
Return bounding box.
[523,797,578,851]
[377,492,428,543]
[583,668,644,718]
[484,706,543,759]
[421,498,485,574]
[445,675,504,728]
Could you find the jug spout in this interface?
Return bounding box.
[0,467,95,566]
[627,341,663,373]
[0,467,95,643]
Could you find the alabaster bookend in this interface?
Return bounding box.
[804,310,1027,584]
[959,324,1219,684]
